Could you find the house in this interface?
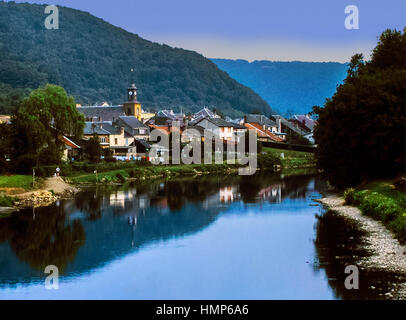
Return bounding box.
[83,122,136,158]
[181,125,206,143]
[230,122,246,135]
[130,139,151,158]
[189,107,219,125]
[193,117,236,141]
[113,116,150,141]
[289,114,316,133]
[59,135,81,161]
[271,115,307,136]
[141,111,156,122]
[244,114,280,132]
[243,114,285,142]
[83,122,111,148]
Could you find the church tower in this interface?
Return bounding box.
[123,84,142,120]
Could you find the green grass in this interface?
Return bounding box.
[0,175,35,190]
[263,147,315,168]
[344,180,406,244]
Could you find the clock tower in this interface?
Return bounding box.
[124,84,142,120]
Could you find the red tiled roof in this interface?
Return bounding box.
[244,123,284,142]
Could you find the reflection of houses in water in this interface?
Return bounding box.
[107,189,151,215]
[219,186,235,203]
[109,190,134,208]
[257,184,282,203]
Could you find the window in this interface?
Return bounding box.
[100,137,106,143]
[115,138,118,145]
[139,129,145,134]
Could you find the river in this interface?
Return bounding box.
[0,173,396,299]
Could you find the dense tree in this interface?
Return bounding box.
[285,131,311,146]
[313,28,406,187]
[10,84,85,170]
[84,135,103,163]
[0,2,271,117]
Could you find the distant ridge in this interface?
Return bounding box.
[0,2,272,117]
[212,59,349,115]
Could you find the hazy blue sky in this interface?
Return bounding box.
[13,0,406,62]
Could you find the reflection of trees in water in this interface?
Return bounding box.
[0,205,85,273]
[314,211,406,299]
[238,173,316,203]
[163,179,224,210]
[74,190,104,220]
[75,174,322,219]
[281,175,312,199]
[0,173,329,284]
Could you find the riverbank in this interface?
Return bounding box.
[316,194,406,299]
[67,148,314,185]
[0,176,79,214]
[0,147,315,211]
[262,146,315,169]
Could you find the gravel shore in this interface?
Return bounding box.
[316,195,406,299]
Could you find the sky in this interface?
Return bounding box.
[12,0,406,62]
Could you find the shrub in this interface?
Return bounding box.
[343,187,356,205]
[115,172,126,182]
[0,195,17,207]
[128,170,136,178]
[358,191,404,225]
[257,153,281,170]
[135,158,152,167]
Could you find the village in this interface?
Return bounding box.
[43,82,316,162]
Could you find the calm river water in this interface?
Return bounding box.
[0,173,397,299]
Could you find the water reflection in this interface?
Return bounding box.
[0,175,318,283]
[0,173,353,299]
[313,211,406,299]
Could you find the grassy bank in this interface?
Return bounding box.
[67,152,286,184]
[0,175,34,206]
[344,181,406,244]
[0,147,313,188]
[0,175,36,190]
[263,147,315,168]
[67,163,244,184]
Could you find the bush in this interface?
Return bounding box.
[115,172,126,182]
[0,195,17,207]
[257,153,281,170]
[343,187,356,205]
[135,158,152,167]
[361,193,400,223]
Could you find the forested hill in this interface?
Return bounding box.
[0,2,271,117]
[212,59,348,115]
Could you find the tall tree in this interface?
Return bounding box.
[313,28,406,187]
[11,84,85,167]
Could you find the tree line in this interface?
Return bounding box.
[313,28,405,187]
